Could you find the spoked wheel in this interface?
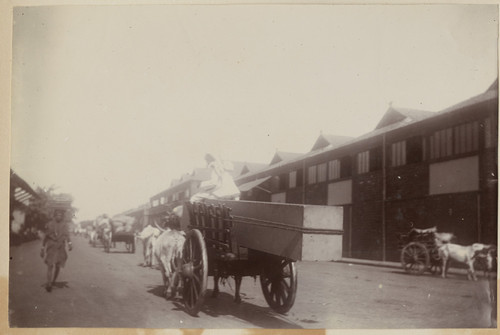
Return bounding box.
[401,242,430,275]
[181,229,208,316]
[260,259,297,314]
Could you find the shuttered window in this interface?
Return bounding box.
[308,165,317,184]
[430,128,453,159]
[328,160,341,180]
[454,121,479,155]
[357,151,369,174]
[391,141,406,167]
[289,171,297,188]
[317,163,327,182]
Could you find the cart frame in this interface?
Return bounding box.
[179,201,298,316]
[399,227,441,275]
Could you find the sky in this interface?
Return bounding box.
[10,4,498,221]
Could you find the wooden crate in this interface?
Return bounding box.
[182,200,343,261]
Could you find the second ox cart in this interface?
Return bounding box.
[175,199,344,316]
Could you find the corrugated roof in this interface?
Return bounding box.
[229,161,246,178]
[238,176,271,192]
[235,78,498,183]
[240,162,268,175]
[10,169,39,198]
[438,83,497,115]
[487,78,498,92]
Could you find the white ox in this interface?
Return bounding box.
[136,225,161,267]
[153,228,186,299]
[439,242,496,281]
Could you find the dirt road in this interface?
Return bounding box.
[9,235,496,328]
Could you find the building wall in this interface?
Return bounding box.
[238,94,497,262]
[132,85,497,263]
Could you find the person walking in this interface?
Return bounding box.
[40,208,72,292]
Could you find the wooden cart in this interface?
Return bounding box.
[108,232,135,253]
[104,215,136,253]
[178,199,343,316]
[399,227,442,275]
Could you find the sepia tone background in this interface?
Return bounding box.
[1,0,498,335]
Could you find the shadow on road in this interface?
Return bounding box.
[146,284,301,328]
[39,281,70,289]
[106,250,135,254]
[52,281,70,289]
[389,269,479,281]
[147,284,166,298]
[199,290,302,328]
[145,283,303,329]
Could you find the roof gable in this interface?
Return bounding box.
[487,78,498,92]
[239,162,268,176]
[375,106,434,130]
[310,133,354,151]
[270,151,303,165]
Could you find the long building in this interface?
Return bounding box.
[235,79,498,262]
[126,80,497,262]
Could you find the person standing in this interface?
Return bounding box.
[189,153,241,202]
[40,208,72,292]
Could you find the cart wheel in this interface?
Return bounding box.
[260,259,297,314]
[401,242,429,275]
[181,229,208,316]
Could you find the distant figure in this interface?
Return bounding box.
[190,153,240,202]
[40,209,72,292]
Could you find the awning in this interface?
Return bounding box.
[237,176,271,192]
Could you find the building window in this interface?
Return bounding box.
[152,199,159,207]
[340,156,352,178]
[357,151,369,174]
[160,196,165,205]
[328,160,341,180]
[185,189,190,198]
[485,118,493,148]
[308,165,317,184]
[430,128,453,159]
[317,163,327,182]
[391,141,406,167]
[454,121,479,155]
[279,173,288,190]
[407,136,424,164]
[289,171,297,188]
[431,122,480,160]
[391,138,423,167]
[296,168,304,187]
[369,147,382,171]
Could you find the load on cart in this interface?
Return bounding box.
[155,153,344,316]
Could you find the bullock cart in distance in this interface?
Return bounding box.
[179,199,344,316]
[106,215,136,253]
[399,226,446,275]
